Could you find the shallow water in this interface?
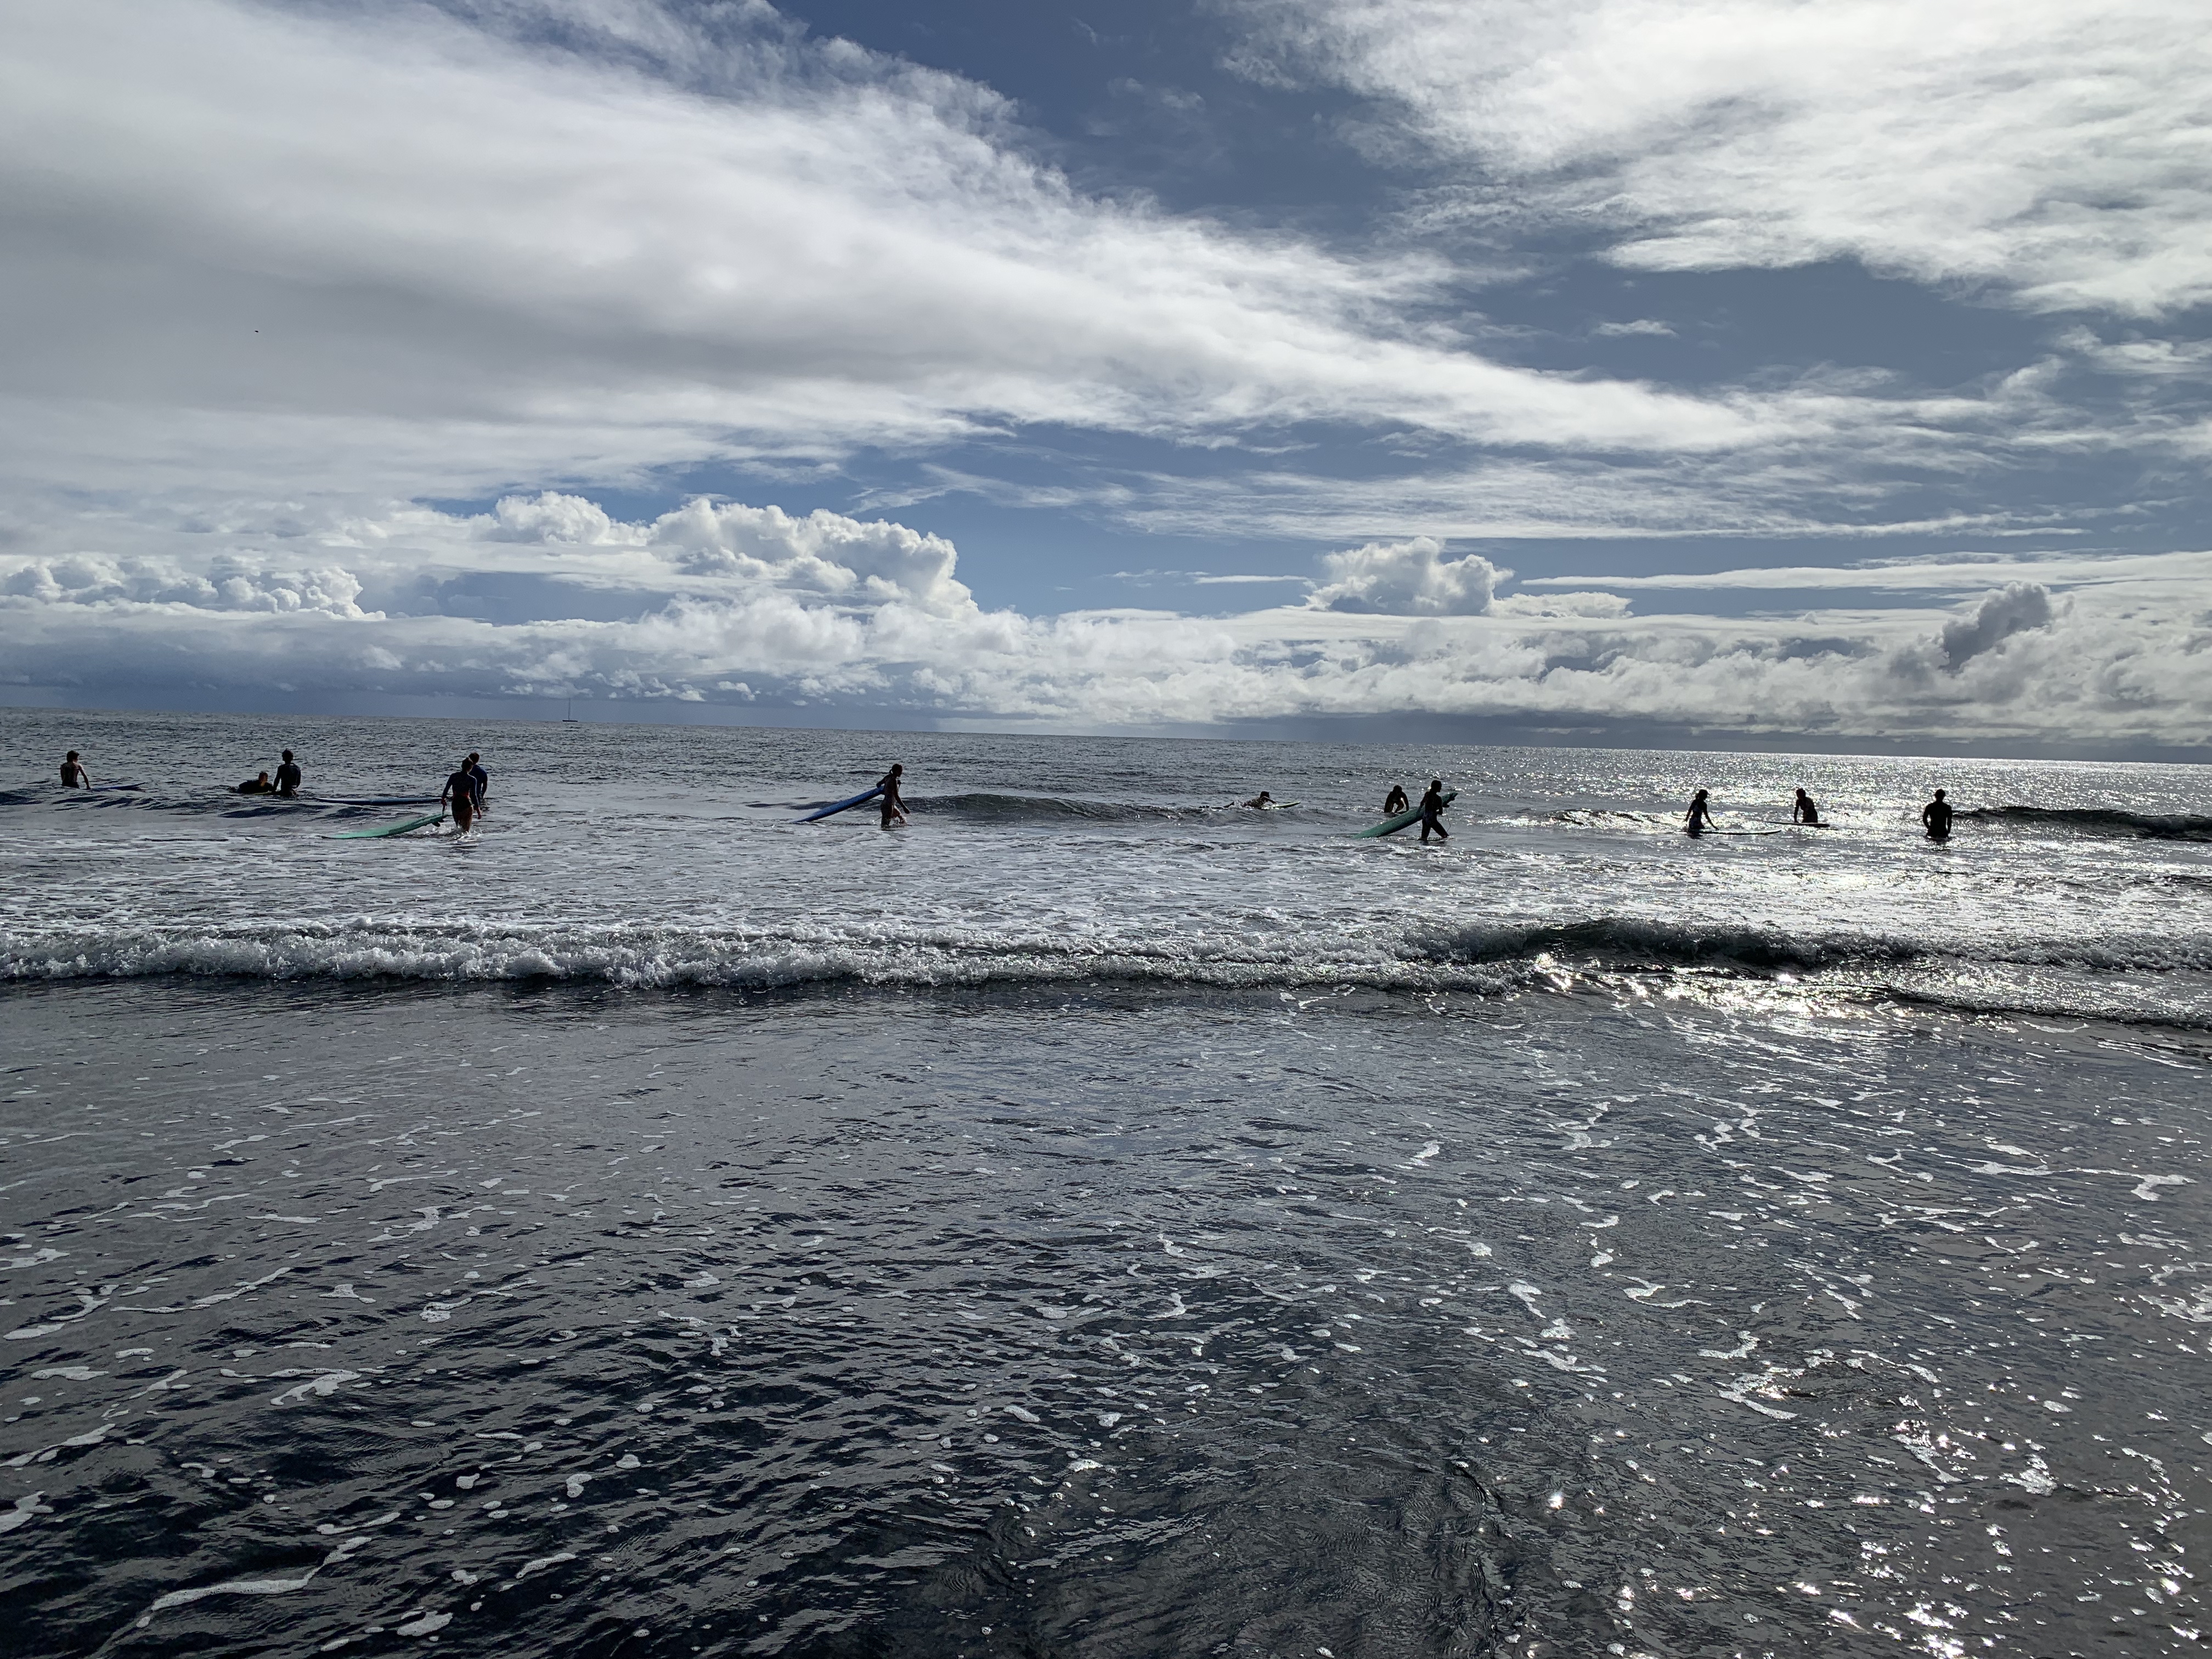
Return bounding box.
[4,709,2211,1656]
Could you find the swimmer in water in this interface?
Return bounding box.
[1383,783,1408,816]
[1685,789,1716,835]
[60,751,89,788]
[237,771,274,795]
[1792,788,1820,826]
[1922,788,1953,842]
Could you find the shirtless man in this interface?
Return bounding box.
[60,751,89,787]
[442,759,478,832]
[877,763,907,828]
[1922,788,1954,842]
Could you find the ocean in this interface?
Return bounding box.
[3,705,2210,1657]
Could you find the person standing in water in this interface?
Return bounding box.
[274,750,303,797]
[1418,778,1449,843]
[60,751,90,788]
[465,753,489,817]
[1792,788,1820,826]
[1383,782,1409,816]
[1922,788,1953,841]
[442,759,478,833]
[1685,788,1717,835]
[877,763,908,828]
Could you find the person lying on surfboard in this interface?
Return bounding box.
[442,759,478,833]
[877,763,907,827]
[237,771,275,794]
[1243,791,1274,808]
[1383,783,1408,816]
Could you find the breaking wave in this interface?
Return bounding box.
[1961,805,2212,840]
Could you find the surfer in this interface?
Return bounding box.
[237,771,274,794]
[1383,782,1408,816]
[877,763,907,828]
[274,750,302,797]
[465,753,489,816]
[1922,788,1953,842]
[442,760,478,833]
[1685,788,1716,836]
[1418,778,1450,843]
[1244,791,1274,809]
[1792,788,1820,826]
[60,751,90,788]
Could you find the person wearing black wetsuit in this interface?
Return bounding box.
[442,760,478,832]
[465,753,488,816]
[238,771,274,794]
[1792,788,1820,826]
[1383,783,1408,816]
[877,763,907,828]
[1418,778,1449,843]
[60,751,89,788]
[274,750,302,797]
[1685,789,1716,835]
[1922,789,1953,842]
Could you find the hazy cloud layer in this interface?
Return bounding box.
[4,495,2205,750]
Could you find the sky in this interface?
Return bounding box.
[2,0,2209,755]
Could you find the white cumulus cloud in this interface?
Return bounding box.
[1307,538,1504,614]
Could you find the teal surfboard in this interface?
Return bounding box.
[1354,788,1456,838]
[328,811,447,839]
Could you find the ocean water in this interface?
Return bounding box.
[3,706,2211,1657]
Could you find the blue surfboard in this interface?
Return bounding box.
[797,786,884,823]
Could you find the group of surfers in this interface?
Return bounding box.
[58,746,495,833]
[1684,786,1957,839]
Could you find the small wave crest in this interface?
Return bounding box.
[910,792,1241,825]
[1415,916,1920,971]
[1961,805,2212,840]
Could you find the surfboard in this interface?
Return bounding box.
[798,786,884,823]
[1353,788,1457,838]
[328,811,447,839]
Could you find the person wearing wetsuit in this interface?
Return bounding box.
[1244,791,1274,809]
[1418,778,1449,843]
[1922,788,1953,842]
[465,753,488,815]
[1383,783,1409,817]
[60,751,89,788]
[442,761,478,832]
[877,763,907,828]
[274,750,302,797]
[1792,788,1820,826]
[1685,788,1716,835]
[237,771,274,794]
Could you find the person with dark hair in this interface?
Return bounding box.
[465,752,488,815]
[877,763,907,828]
[442,759,478,832]
[274,750,302,797]
[1792,788,1820,826]
[1418,778,1450,844]
[1922,788,1954,842]
[60,751,89,788]
[1685,789,1716,836]
[1383,782,1408,816]
[237,771,274,794]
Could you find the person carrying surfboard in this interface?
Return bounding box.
[442,759,479,833]
[1418,778,1450,843]
[1383,783,1408,816]
[60,751,90,788]
[877,763,907,828]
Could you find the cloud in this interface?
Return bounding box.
[1307,537,1504,614]
[1937,582,2056,670]
[1230,0,2212,315]
[2,495,2206,749]
[1593,319,1675,337]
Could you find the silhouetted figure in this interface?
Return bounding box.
[1685,788,1716,836]
[465,752,488,814]
[1243,791,1274,808]
[274,749,302,797]
[60,751,89,788]
[1418,778,1449,843]
[442,760,477,832]
[877,763,907,828]
[1792,788,1820,826]
[1922,788,1953,842]
[237,771,274,794]
[1383,783,1409,816]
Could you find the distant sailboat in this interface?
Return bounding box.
[562,698,580,724]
